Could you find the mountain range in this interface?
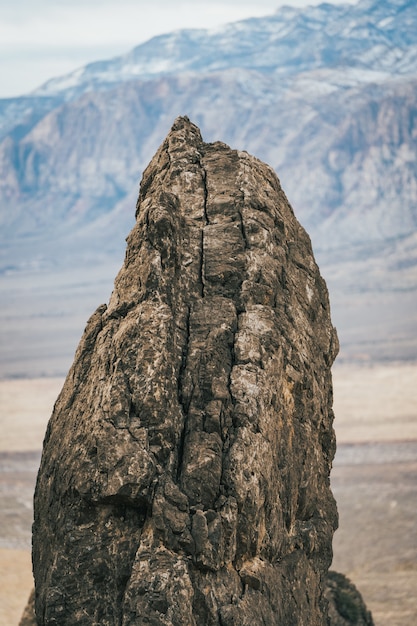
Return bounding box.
[1,0,416,377]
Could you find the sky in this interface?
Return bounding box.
[0,0,359,99]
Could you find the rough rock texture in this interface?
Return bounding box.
[21,572,374,626]
[33,116,341,625]
[325,572,374,626]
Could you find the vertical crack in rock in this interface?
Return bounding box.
[199,159,209,298]
[29,116,372,626]
[176,304,191,482]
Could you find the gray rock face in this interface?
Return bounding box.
[325,571,374,626]
[32,117,340,625]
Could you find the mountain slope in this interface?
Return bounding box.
[2,71,416,270]
[29,0,417,99]
[0,0,416,375]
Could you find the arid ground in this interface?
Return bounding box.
[0,363,416,625]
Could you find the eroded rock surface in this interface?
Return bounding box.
[325,571,374,626]
[32,116,341,625]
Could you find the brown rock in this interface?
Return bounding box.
[32,116,342,624]
[325,571,374,625]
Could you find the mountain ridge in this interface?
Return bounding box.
[30,0,417,100]
[1,0,416,141]
[0,0,416,375]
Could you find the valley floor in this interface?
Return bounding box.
[0,363,416,625]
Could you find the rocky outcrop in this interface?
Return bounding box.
[32,116,343,625]
[21,571,374,626]
[325,572,374,626]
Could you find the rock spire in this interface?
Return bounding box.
[32,116,345,625]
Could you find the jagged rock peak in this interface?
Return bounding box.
[32,116,342,625]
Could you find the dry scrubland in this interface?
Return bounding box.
[0,363,416,625]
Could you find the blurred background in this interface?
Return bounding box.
[0,0,416,624]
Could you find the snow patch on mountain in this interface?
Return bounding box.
[27,0,417,103]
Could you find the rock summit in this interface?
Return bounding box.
[28,117,371,625]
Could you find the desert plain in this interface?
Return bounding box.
[0,363,416,625]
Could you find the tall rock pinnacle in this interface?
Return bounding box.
[32,116,341,625]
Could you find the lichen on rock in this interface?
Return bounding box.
[30,116,356,625]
